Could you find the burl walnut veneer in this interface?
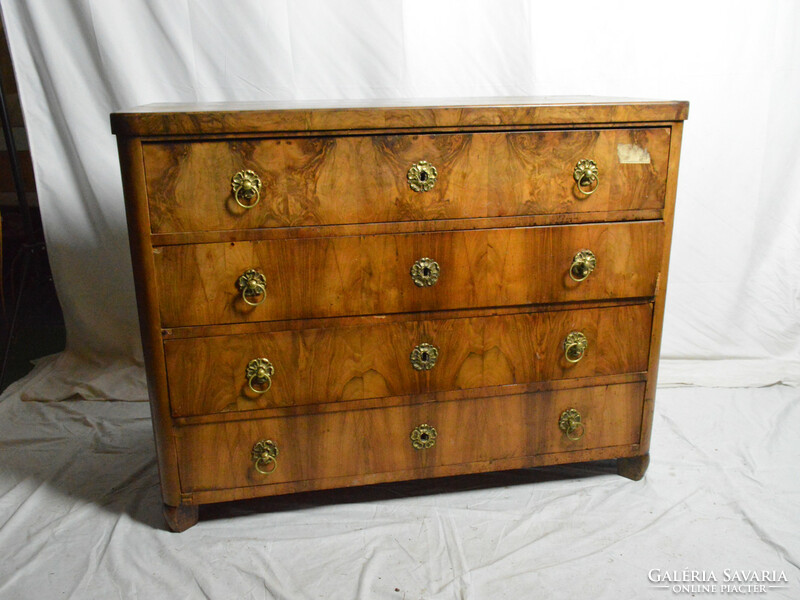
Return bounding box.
[111,97,687,531]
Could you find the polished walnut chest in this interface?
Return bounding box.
[111,98,688,531]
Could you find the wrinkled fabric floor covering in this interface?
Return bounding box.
[0,386,797,599]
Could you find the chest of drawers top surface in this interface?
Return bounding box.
[113,97,686,531]
[111,96,688,135]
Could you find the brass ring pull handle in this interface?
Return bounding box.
[559,408,585,441]
[573,159,599,196]
[564,331,588,363]
[231,170,262,209]
[410,424,437,450]
[252,439,279,474]
[246,358,275,394]
[410,257,440,287]
[407,161,438,192]
[236,269,267,306]
[569,250,597,282]
[410,343,439,371]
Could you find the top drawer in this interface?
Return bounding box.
[143,128,670,234]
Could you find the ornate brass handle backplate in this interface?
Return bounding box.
[246,358,275,394]
[410,343,439,371]
[236,269,267,306]
[231,169,262,209]
[407,161,438,192]
[570,250,596,282]
[410,257,440,287]
[252,439,279,474]
[410,424,437,450]
[564,331,588,363]
[559,408,585,441]
[573,159,599,196]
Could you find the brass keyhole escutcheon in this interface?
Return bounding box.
[231,169,262,209]
[251,439,279,474]
[236,269,267,306]
[246,358,275,394]
[411,424,437,450]
[410,257,440,287]
[407,161,438,192]
[573,159,599,196]
[558,409,585,441]
[570,250,597,282]
[410,343,439,371]
[563,331,588,363]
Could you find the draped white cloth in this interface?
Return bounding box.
[0,4,798,596]
[0,384,797,598]
[1,0,798,395]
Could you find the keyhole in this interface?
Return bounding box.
[420,432,429,441]
[419,171,428,182]
[421,351,429,362]
[423,267,430,276]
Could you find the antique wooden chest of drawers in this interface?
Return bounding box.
[111,98,688,531]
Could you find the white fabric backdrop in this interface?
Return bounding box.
[1,0,798,399]
[1,384,798,598]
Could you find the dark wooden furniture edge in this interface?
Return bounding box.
[162,298,654,340]
[117,137,182,508]
[111,97,689,136]
[149,210,666,246]
[163,502,199,532]
[638,121,685,459]
[171,372,649,426]
[617,453,650,481]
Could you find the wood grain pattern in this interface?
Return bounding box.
[110,97,689,136]
[111,99,687,529]
[154,221,663,327]
[149,210,666,247]
[176,382,645,493]
[165,304,652,417]
[187,442,643,506]
[143,128,670,233]
[161,297,648,340]
[172,373,647,427]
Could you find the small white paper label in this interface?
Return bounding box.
[617,144,651,164]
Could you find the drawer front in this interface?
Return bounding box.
[165,304,652,417]
[143,128,670,233]
[154,221,663,327]
[176,382,644,492]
